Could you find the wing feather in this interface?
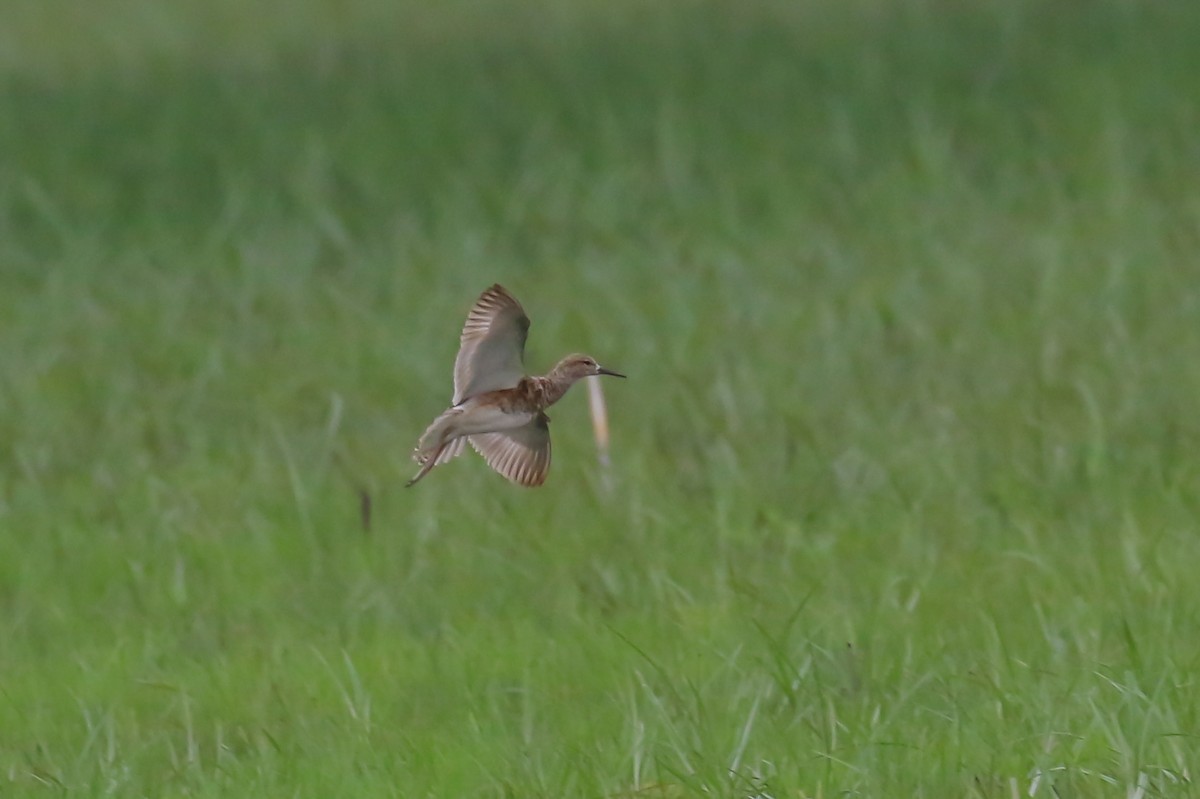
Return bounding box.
[469,413,551,487]
[453,284,531,404]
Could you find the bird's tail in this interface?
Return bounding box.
[406,407,466,486]
[413,407,463,463]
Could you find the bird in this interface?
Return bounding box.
[406,284,625,487]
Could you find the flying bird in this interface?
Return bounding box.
[407,284,625,487]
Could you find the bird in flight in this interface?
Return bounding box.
[407,284,625,487]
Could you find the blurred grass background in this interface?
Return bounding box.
[3,0,1200,795]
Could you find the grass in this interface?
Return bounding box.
[3,0,1200,795]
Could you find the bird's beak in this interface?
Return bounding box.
[597,366,626,378]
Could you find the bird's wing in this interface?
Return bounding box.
[469,413,551,487]
[453,284,531,404]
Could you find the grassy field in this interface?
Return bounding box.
[3,0,1200,795]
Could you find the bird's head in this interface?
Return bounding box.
[552,353,626,383]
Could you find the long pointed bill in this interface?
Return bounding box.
[597,366,626,378]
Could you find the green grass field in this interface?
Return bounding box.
[3,0,1200,795]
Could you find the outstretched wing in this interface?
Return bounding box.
[453,284,530,404]
[469,413,551,487]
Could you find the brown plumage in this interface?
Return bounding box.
[407,284,625,487]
